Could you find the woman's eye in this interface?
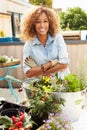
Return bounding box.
[35,20,48,24]
[44,20,48,23]
[36,21,40,23]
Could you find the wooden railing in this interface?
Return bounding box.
[62,31,81,40]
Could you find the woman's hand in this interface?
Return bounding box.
[26,61,52,78]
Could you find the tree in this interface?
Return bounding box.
[60,7,87,30]
[29,0,52,8]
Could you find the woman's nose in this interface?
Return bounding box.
[40,22,45,27]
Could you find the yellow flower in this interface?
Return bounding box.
[42,76,50,83]
[0,30,5,37]
[42,85,54,92]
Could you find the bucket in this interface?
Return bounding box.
[52,90,85,122]
[22,78,39,99]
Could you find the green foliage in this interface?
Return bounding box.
[60,7,87,30]
[27,76,64,117]
[55,73,86,92]
[29,0,52,8]
[24,74,86,118]
[0,116,12,128]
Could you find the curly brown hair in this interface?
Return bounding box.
[20,6,61,40]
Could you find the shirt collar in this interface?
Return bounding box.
[32,34,54,46]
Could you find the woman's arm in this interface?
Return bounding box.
[26,61,67,78]
[43,63,67,76]
[26,61,52,78]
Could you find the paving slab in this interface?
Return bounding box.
[0,87,27,104]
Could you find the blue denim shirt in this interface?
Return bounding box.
[23,33,70,78]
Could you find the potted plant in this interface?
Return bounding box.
[40,112,72,130]
[52,73,87,122]
[0,111,33,130]
[23,76,65,129]
[23,73,86,127]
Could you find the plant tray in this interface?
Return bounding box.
[0,59,20,67]
[0,100,43,129]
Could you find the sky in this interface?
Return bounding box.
[52,0,87,12]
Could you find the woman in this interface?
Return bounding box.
[21,6,69,78]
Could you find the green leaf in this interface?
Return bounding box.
[0,116,12,126]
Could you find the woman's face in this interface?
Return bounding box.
[35,12,49,36]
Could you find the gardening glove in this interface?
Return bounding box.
[24,56,37,68]
[50,59,59,67]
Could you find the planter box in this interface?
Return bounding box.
[0,100,44,130]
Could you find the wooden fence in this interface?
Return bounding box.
[0,40,87,87]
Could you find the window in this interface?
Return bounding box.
[14,13,22,37]
[8,11,22,37]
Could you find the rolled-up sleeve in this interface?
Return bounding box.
[55,33,70,79]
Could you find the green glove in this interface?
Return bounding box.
[24,56,37,68]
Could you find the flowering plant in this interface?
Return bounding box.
[27,76,65,117]
[41,112,73,130]
[0,112,33,130]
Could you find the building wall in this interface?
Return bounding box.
[0,13,12,37]
[0,0,33,37]
[0,0,33,13]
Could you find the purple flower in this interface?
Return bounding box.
[42,112,72,130]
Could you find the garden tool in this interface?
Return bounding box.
[24,56,37,68]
